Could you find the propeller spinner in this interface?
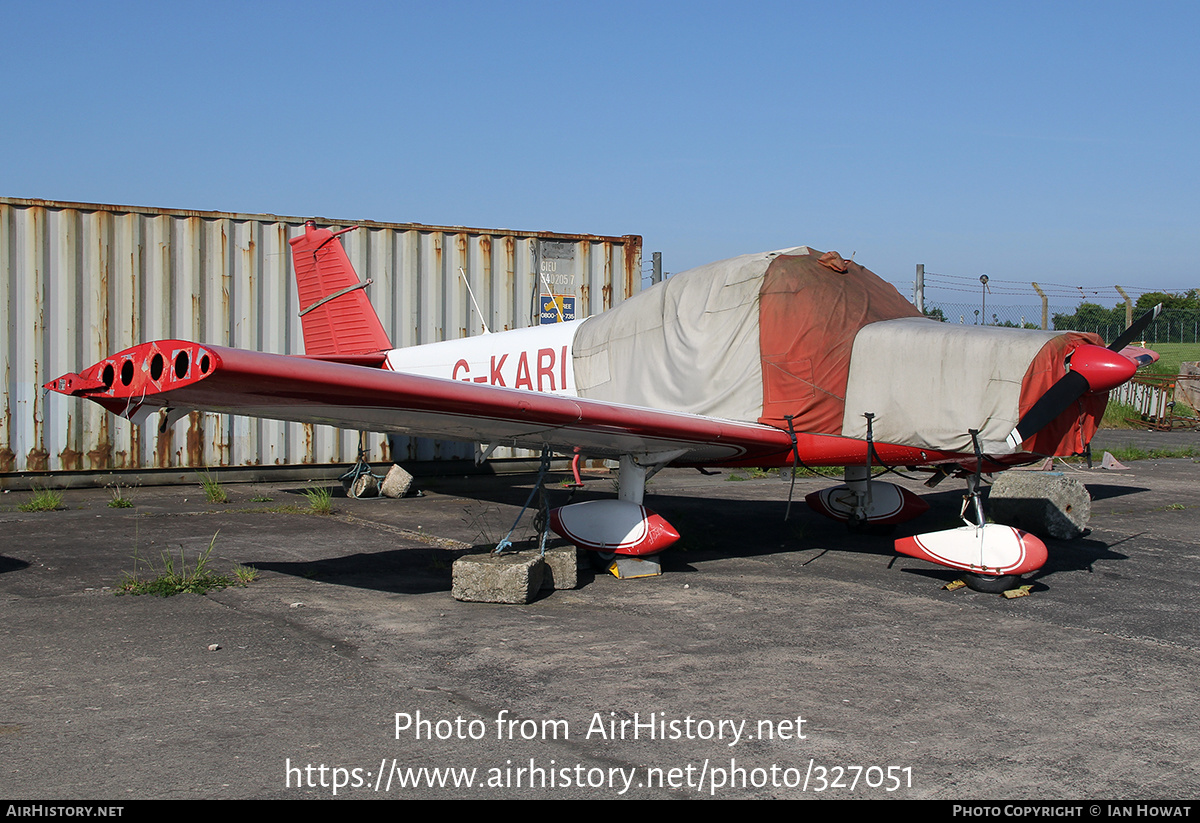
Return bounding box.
[1005,303,1162,450]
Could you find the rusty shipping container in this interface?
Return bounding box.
[0,198,642,477]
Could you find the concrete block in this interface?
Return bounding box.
[540,545,580,590]
[988,471,1091,540]
[381,464,414,498]
[1179,362,1200,411]
[349,473,379,498]
[452,551,544,604]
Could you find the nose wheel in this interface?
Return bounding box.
[960,572,1022,593]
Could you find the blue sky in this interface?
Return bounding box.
[3,1,1196,302]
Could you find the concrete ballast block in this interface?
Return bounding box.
[350,473,379,498]
[539,545,580,590]
[381,464,414,498]
[988,471,1091,540]
[452,551,544,604]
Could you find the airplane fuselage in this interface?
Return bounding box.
[384,320,585,397]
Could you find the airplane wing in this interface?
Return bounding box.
[46,339,802,466]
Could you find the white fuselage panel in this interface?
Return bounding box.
[384,320,586,397]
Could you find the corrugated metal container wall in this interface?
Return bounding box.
[0,198,642,475]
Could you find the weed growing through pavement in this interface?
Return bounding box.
[233,564,259,584]
[119,531,249,596]
[303,486,335,515]
[19,487,63,512]
[200,473,228,504]
[107,483,134,508]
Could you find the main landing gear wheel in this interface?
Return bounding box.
[961,572,1022,593]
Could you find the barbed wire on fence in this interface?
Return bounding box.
[921,302,1200,344]
[916,270,1194,302]
[880,267,1198,343]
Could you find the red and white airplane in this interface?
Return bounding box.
[46,222,1158,590]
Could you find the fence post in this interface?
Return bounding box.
[1031,282,1049,330]
[1115,285,1133,329]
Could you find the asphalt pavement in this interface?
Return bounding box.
[2,442,1198,799]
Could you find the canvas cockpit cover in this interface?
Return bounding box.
[573,248,781,421]
[571,247,924,431]
[572,246,1101,457]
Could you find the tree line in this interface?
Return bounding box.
[1052,291,1200,343]
[921,291,1200,343]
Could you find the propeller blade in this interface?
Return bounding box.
[1108,303,1163,352]
[1006,370,1090,450]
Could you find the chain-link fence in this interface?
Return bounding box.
[921,302,1200,344]
[893,269,1199,344]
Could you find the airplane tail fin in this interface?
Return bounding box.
[288,221,392,357]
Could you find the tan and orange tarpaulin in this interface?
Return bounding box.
[573,247,1100,456]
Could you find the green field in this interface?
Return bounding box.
[1136,342,1200,376]
[1103,342,1200,427]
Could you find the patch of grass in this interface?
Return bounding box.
[609,475,655,496]
[118,532,245,596]
[249,493,274,503]
[1099,444,1149,462]
[242,504,306,514]
[18,487,63,512]
[200,473,228,504]
[1101,400,1142,430]
[302,486,335,515]
[726,473,748,481]
[233,564,259,584]
[781,465,845,479]
[107,483,134,508]
[1100,444,1199,463]
[1137,342,1200,378]
[1149,447,1198,459]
